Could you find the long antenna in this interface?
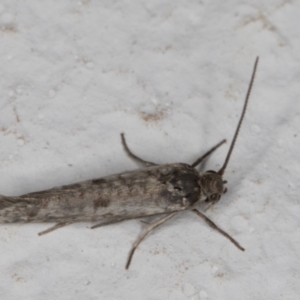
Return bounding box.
[218,57,259,176]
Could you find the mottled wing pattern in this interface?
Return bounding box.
[0,163,201,223]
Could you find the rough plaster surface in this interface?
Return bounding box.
[0,1,299,299]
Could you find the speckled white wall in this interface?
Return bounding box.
[0,1,299,299]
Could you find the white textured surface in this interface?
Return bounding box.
[0,1,299,299]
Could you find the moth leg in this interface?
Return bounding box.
[139,220,150,225]
[38,222,71,236]
[92,213,170,228]
[121,133,157,167]
[192,209,245,251]
[91,218,127,229]
[191,139,226,168]
[126,212,177,269]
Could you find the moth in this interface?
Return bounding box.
[0,58,259,269]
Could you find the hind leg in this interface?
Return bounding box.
[121,133,157,167]
[38,222,71,235]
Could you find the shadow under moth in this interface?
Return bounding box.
[0,58,259,269]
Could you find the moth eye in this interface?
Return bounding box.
[205,194,218,203]
[211,194,218,200]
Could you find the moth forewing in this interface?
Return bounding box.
[0,57,259,269]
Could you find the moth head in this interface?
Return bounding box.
[198,170,227,205]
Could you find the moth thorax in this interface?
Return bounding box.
[198,171,224,200]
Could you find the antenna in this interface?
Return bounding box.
[218,57,259,176]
